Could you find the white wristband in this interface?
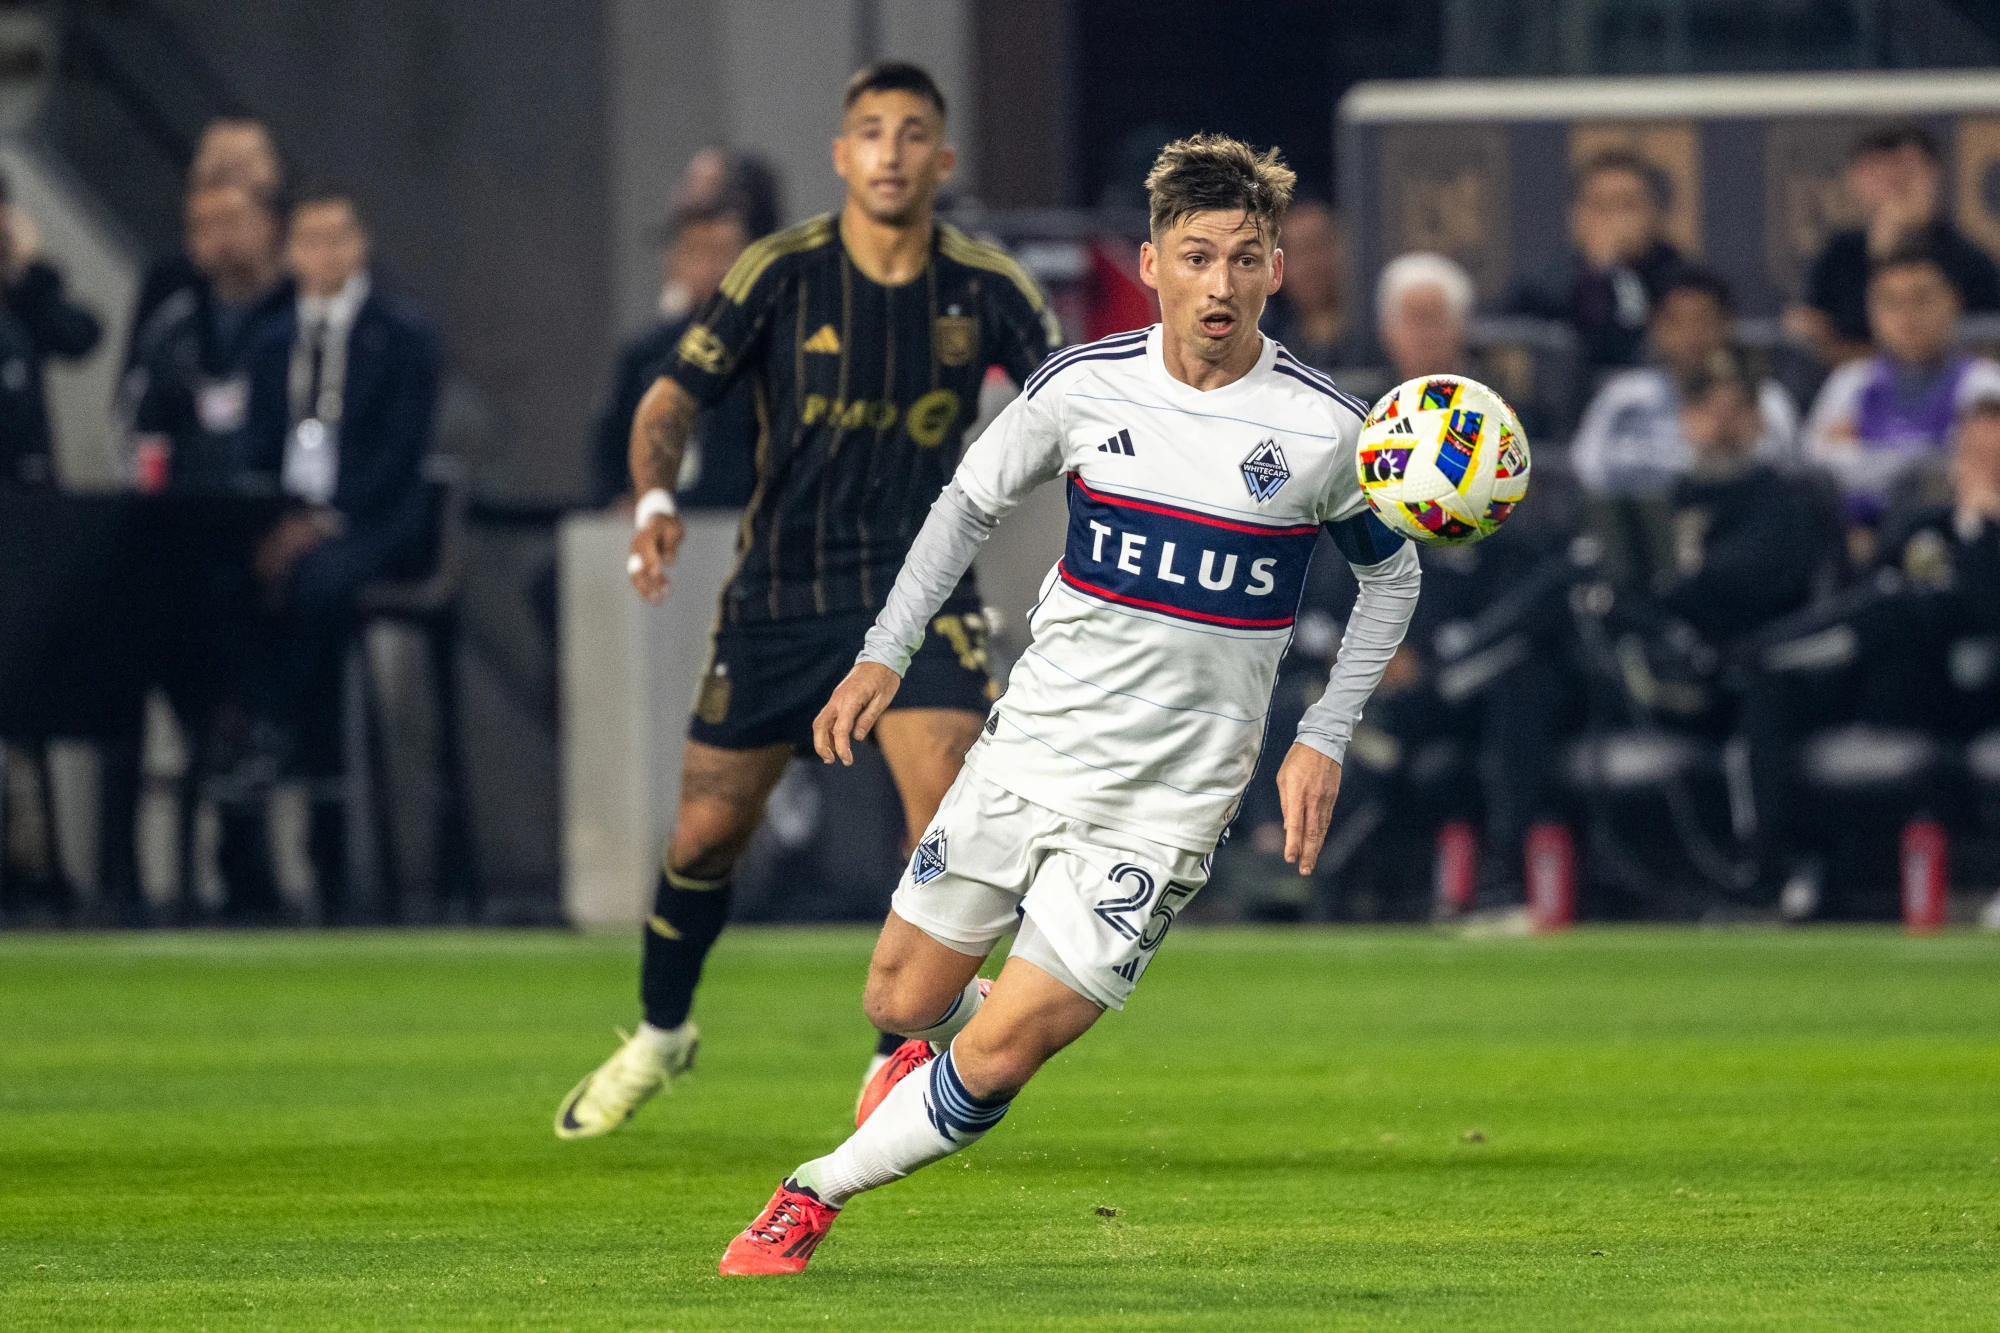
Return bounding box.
[634,487,678,528]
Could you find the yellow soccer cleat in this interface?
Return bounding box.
[553,1023,697,1139]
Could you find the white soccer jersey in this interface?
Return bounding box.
[864,324,1420,855]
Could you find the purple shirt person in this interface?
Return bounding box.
[1807,245,2000,524]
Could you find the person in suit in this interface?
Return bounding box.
[233,186,439,916]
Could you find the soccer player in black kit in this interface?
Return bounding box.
[556,61,1057,1138]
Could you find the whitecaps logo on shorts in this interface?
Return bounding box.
[911,827,947,885]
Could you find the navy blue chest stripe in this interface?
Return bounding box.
[1026,346,1147,399]
[1274,350,1370,417]
[1272,360,1369,419]
[1024,328,1150,396]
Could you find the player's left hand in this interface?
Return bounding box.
[813,662,903,766]
[1276,743,1342,875]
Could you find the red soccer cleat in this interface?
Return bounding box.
[855,979,991,1127]
[856,1038,933,1127]
[718,1180,839,1276]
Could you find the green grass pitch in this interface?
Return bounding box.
[3,926,1997,1331]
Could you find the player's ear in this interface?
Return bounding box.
[936,143,957,184]
[1269,245,1285,295]
[832,134,850,182]
[1139,240,1159,292]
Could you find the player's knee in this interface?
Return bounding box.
[860,965,932,1035]
[665,806,758,881]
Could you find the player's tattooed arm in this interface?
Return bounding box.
[626,376,696,603]
[629,375,697,497]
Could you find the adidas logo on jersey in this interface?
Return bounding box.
[1097,429,1135,456]
[802,324,842,354]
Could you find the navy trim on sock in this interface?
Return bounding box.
[925,1048,1010,1139]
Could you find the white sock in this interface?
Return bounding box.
[638,1020,690,1056]
[901,977,986,1050]
[793,1045,1011,1207]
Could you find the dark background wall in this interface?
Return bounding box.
[1073,0,1444,209]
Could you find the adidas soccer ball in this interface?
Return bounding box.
[1355,375,1529,546]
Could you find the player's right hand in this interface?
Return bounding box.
[628,514,686,603]
[813,662,903,765]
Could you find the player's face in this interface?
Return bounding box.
[1141,209,1282,366]
[834,91,955,226]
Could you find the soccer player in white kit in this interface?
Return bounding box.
[718,135,1422,1276]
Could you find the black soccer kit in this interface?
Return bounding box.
[666,213,1059,751]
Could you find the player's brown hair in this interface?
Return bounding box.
[1143,134,1295,242]
[843,61,946,121]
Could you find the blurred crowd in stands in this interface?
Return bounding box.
[5,112,1998,927]
[1238,125,2000,925]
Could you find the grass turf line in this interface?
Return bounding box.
[1,927,1997,1331]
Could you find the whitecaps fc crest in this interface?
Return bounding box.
[911,827,947,885]
[1241,439,1290,502]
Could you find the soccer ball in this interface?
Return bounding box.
[1355,375,1529,545]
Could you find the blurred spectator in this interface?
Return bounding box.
[230,187,438,914]
[1510,151,1687,371]
[1744,399,2000,914]
[588,196,759,509]
[1643,353,1835,649]
[125,119,286,372]
[674,147,782,245]
[123,181,292,490]
[1571,269,1798,496]
[1262,200,1351,371]
[1376,251,1474,380]
[0,175,102,490]
[1788,125,2000,369]
[1804,243,2000,528]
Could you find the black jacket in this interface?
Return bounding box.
[242,285,438,560]
[126,273,295,489]
[1658,463,1834,646]
[0,261,101,490]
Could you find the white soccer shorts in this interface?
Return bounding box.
[889,768,1209,1010]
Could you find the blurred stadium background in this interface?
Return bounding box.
[5,0,2000,935]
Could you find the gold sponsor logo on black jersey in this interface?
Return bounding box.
[677,324,731,376]
[802,395,899,431]
[906,388,961,448]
